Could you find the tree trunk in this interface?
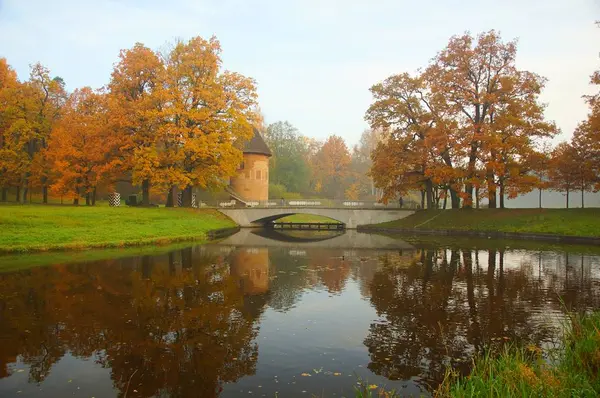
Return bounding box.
[487,176,497,209]
[566,189,569,209]
[166,186,175,207]
[42,185,48,204]
[92,187,97,206]
[450,188,460,209]
[181,185,193,207]
[85,192,90,206]
[464,182,473,208]
[499,182,505,209]
[443,189,448,210]
[142,179,150,206]
[1,187,6,202]
[539,188,542,209]
[16,186,21,203]
[425,180,433,210]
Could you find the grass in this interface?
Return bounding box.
[436,311,600,397]
[0,204,236,253]
[368,208,600,237]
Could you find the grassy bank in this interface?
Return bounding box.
[436,311,600,397]
[367,209,600,237]
[0,204,236,253]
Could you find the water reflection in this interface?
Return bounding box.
[0,231,598,397]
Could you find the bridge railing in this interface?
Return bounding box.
[196,198,418,209]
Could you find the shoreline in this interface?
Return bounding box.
[0,226,241,254]
[0,205,239,254]
[357,226,600,245]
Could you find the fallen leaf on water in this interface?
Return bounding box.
[300,373,311,377]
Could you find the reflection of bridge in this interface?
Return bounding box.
[218,206,414,229]
[213,228,415,250]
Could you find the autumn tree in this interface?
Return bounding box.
[46,87,111,205]
[312,135,351,199]
[366,73,461,209]
[548,143,580,208]
[0,62,66,203]
[108,43,165,206]
[0,58,20,202]
[425,30,556,208]
[160,36,258,207]
[572,66,600,195]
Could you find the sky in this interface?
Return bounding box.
[0,0,599,146]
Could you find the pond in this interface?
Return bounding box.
[0,230,599,397]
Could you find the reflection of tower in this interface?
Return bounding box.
[230,247,270,295]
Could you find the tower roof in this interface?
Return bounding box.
[243,128,272,157]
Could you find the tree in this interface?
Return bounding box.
[350,129,383,200]
[312,135,351,199]
[366,73,461,209]
[572,67,600,198]
[160,36,258,207]
[0,58,21,202]
[425,30,557,207]
[548,143,580,208]
[264,121,311,194]
[0,63,66,203]
[108,43,164,206]
[46,88,110,205]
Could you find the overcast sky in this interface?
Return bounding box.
[1,0,598,146]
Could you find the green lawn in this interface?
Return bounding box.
[0,204,236,253]
[369,208,600,237]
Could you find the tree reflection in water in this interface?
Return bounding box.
[0,247,268,397]
[0,238,599,396]
[363,248,600,391]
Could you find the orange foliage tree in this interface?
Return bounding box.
[46,87,112,205]
[312,135,351,199]
[160,36,259,207]
[368,31,557,209]
[107,43,165,206]
[0,62,66,203]
[0,58,21,202]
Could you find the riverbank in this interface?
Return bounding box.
[437,311,600,397]
[0,204,237,253]
[359,209,600,244]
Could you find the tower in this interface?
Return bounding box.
[229,128,272,202]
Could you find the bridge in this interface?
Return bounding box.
[206,228,416,251]
[214,200,414,229]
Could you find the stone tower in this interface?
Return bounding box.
[230,128,272,202]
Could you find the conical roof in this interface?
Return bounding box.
[243,128,272,157]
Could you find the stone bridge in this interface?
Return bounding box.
[217,207,414,229]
